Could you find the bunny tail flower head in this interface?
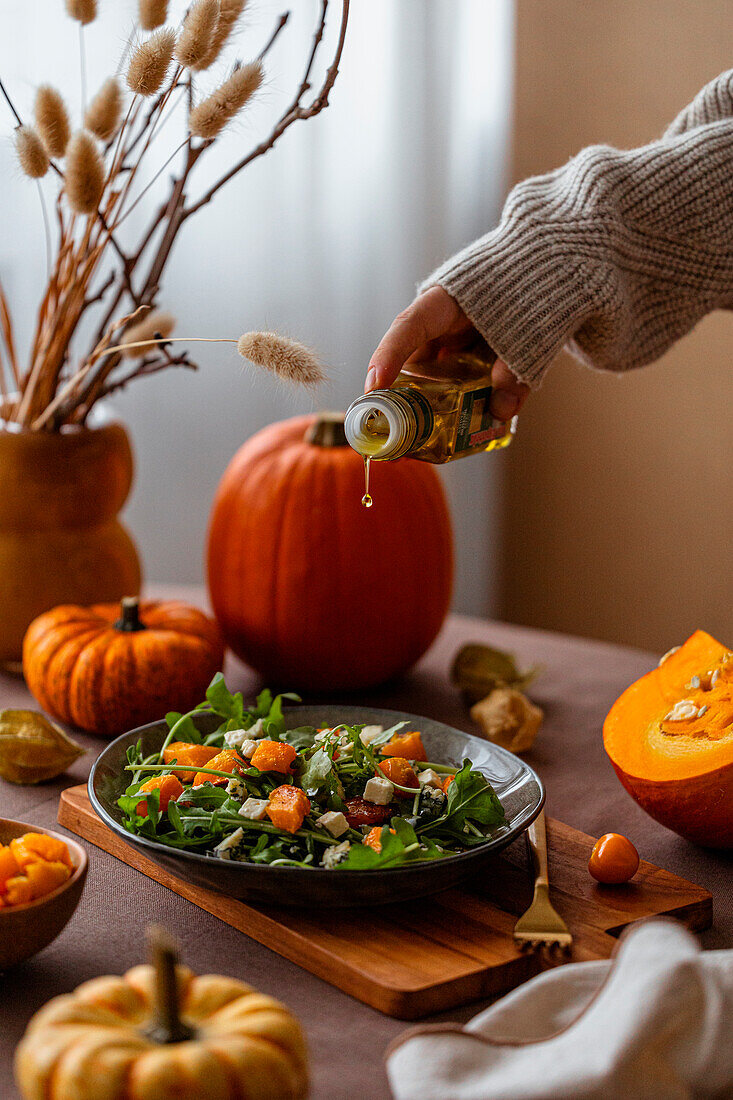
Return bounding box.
[189,60,263,140]
[66,0,97,24]
[237,332,325,388]
[85,78,124,141]
[122,310,176,357]
[200,0,248,68]
[34,86,71,158]
[175,0,221,71]
[15,127,49,179]
[139,0,169,31]
[65,131,105,215]
[127,28,177,97]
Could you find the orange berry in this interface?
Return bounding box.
[588,833,639,884]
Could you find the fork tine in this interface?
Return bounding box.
[512,811,573,952]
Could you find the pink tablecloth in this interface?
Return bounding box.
[1,592,730,1100]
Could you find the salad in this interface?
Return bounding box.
[118,675,507,870]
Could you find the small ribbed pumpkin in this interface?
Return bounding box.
[22,597,224,736]
[14,928,309,1100]
[206,413,454,690]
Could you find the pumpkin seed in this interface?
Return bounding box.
[0,709,84,784]
[662,700,698,722]
[658,646,681,666]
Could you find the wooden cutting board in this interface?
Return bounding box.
[59,784,712,1020]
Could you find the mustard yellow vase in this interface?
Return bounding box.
[0,419,142,667]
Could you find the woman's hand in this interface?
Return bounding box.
[365,286,529,422]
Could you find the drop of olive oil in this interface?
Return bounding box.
[361,456,373,508]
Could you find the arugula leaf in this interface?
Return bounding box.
[421,761,505,837]
[299,746,333,795]
[205,673,245,724]
[366,721,408,748]
[165,711,203,743]
[281,725,317,750]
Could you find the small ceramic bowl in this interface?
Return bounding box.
[0,819,88,969]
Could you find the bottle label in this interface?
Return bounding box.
[455,387,507,452]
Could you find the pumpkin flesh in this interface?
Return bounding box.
[603,630,733,846]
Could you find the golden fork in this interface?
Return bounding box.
[513,810,572,951]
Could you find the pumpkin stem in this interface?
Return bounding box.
[146,925,195,1044]
[305,412,348,448]
[114,596,145,633]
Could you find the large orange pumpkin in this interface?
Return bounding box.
[23,597,224,736]
[206,413,453,690]
[603,630,733,847]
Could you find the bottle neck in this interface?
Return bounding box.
[344,389,432,460]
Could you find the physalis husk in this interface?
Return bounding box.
[0,709,84,784]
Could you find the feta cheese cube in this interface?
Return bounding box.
[321,840,351,868]
[359,724,384,746]
[315,811,349,838]
[225,720,267,749]
[417,768,443,790]
[363,776,394,805]
[226,777,247,800]
[239,798,269,821]
[214,827,244,860]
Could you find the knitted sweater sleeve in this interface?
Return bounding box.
[418,70,733,388]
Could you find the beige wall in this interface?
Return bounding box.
[499,0,733,652]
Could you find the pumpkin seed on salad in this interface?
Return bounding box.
[118,674,507,869]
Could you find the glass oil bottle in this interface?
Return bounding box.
[344,350,516,470]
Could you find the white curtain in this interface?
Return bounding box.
[0,0,513,614]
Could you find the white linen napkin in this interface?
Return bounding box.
[387,920,733,1100]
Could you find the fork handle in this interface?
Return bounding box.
[527,809,549,888]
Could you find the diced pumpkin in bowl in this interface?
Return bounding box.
[380,731,427,761]
[192,749,245,787]
[0,845,20,892]
[378,756,420,796]
[363,826,395,852]
[250,740,297,774]
[266,786,310,833]
[5,875,34,906]
[25,859,71,900]
[162,741,219,781]
[10,832,73,870]
[136,775,184,817]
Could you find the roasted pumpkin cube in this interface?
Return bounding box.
[24,859,71,900]
[380,731,427,762]
[250,740,297,774]
[266,785,310,834]
[442,774,456,795]
[378,756,420,797]
[192,749,245,787]
[135,774,184,817]
[0,845,20,893]
[5,874,33,906]
[163,741,219,782]
[363,826,395,852]
[10,832,72,870]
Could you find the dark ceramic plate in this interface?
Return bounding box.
[89,705,544,908]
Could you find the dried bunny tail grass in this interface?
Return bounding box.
[66,0,97,24]
[189,59,263,139]
[175,0,221,71]
[139,0,169,31]
[85,78,124,141]
[121,310,175,356]
[34,86,71,158]
[237,332,325,388]
[65,131,105,214]
[200,0,248,68]
[15,126,49,178]
[127,28,176,96]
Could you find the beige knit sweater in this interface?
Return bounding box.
[420,70,733,388]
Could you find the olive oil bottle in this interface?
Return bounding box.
[344,350,516,466]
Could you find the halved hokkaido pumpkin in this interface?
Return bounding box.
[603,630,733,847]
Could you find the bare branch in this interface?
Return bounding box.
[182,0,349,220]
